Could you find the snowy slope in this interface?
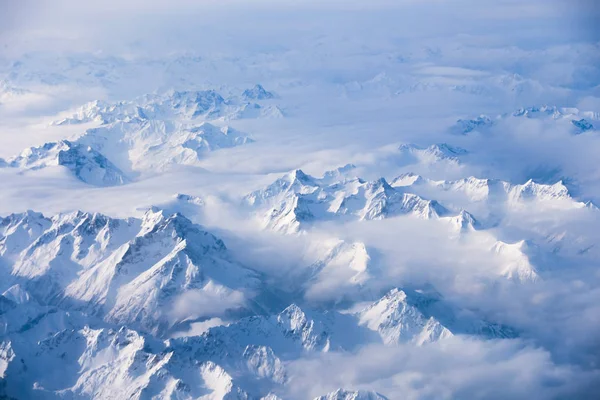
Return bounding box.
[0,140,128,186]
[453,105,599,135]
[314,390,389,400]
[302,239,374,304]
[1,209,264,336]
[52,86,280,125]
[2,327,254,400]
[0,294,458,399]
[357,288,453,346]
[1,86,276,185]
[246,169,454,233]
[390,174,592,215]
[77,120,254,175]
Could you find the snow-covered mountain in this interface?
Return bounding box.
[0,121,254,185]
[0,289,459,399]
[314,390,389,400]
[1,116,593,398]
[242,84,276,101]
[357,288,453,345]
[77,120,254,174]
[1,235,519,400]
[52,86,281,126]
[2,5,599,398]
[452,105,599,135]
[492,240,539,283]
[0,284,92,344]
[245,169,455,233]
[1,285,509,399]
[340,67,563,103]
[302,240,374,304]
[2,326,257,399]
[1,86,279,186]
[391,173,590,210]
[394,287,517,339]
[0,140,128,186]
[395,143,468,166]
[1,209,264,336]
[387,172,600,277]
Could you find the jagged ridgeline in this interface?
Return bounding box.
[1,205,520,398]
[0,86,283,186]
[1,15,599,398]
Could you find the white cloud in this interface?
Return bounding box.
[170,317,227,338]
[284,338,600,400]
[171,282,247,322]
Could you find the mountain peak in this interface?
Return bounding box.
[242,84,275,100]
[279,303,307,323]
[512,105,558,118]
[509,179,570,203]
[357,288,452,345]
[174,193,205,206]
[248,170,453,233]
[140,208,226,253]
[3,140,128,187]
[245,169,320,209]
[429,143,469,157]
[2,284,32,305]
[492,240,539,283]
[321,164,358,183]
[397,143,467,165]
[453,114,495,134]
[445,209,479,233]
[368,177,392,191]
[391,172,425,187]
[572,118,595,133]
[290,168,312,182]
[0,211,52,255]
[314,389,389,400]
